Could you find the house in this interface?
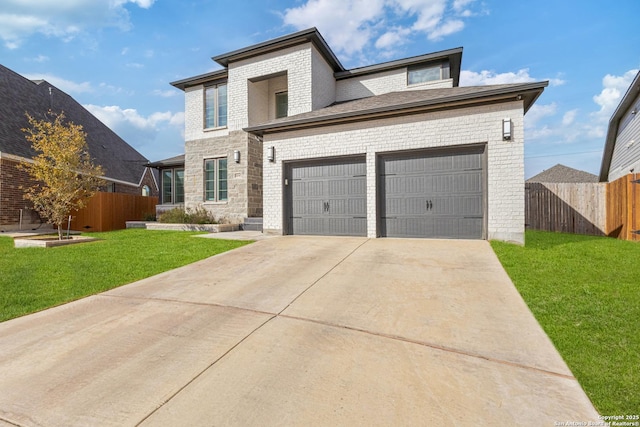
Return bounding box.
[171,28,547,243]
[600,70,640,182]
[527,164,599,183]
[0,64,158,231]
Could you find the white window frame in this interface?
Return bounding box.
[204,158,228,202]
[204,83,228,129]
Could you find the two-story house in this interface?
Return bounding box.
[170,28,546,243]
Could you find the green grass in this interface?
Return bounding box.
[0,229,251,322]
[491,231,639,415]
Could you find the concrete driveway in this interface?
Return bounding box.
[0,236,599,426]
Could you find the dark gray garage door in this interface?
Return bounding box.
[379,147,485,239]
[286,157,367,236]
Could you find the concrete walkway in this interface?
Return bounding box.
[0,236,599,426]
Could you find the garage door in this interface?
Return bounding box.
[379,147,485,239]
[286,157,366,236]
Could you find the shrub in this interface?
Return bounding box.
[142,212,156,221]
[157,206,217,224]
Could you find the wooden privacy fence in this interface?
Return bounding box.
[525,173,640,241]
[70,192,157,232]
[525,182,607,235]
[606,173,640,241]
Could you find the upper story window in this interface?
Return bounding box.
[275,91,288,119]
[204,83,228,129]
[407,62,450,85]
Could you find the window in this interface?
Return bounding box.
[275,91,288,119]
[204,84,227,128]
[161,168,184,204]
[407,62,449,85]
[204,158,228,202]
[142,185,150,197]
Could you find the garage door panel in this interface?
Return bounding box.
[287,158,366,236]
[379,148,484,239]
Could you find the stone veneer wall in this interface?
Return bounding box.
[184,130,262,222]
[262,101,526,244]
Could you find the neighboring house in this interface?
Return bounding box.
[171,28,547,243]
[600,70,640,182]
[527,164,599,183]
[147,154,185,210]
[0,64,158,231]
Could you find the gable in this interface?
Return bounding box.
[0,64,149,185]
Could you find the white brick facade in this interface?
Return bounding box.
[262,101,526,244]
[336,69,453,102]
[175,29,536,242]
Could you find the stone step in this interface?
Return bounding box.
[242,217,263,231]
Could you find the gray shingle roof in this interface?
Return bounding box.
[147,154,185,168]
[526,164,599,183]
[0,64,149,185]
[245,81,548,135]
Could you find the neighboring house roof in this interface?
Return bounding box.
[599,70,640,182]
[245,81,548,136]
[526,164,599,183]
[0,64,149,185]
[147,154,185,168]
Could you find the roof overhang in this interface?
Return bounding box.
[244,81,548,137]
[335,47,463,87]
[599,71,640,181]
[213,27,344,72]
[170,69,228,91]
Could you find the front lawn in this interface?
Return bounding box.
[0,229,250,322]
[491,231,639,415]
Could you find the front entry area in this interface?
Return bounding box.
[378,146,485,239]
[285,157,367,236]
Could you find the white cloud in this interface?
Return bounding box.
[21,73,93,94]
[0,0,156,48]
[83,104,183,151]
[460,68,536,86]
[282,0,477,57]
[592,69,639,120]
[525,103,557,130]
[562,109,578,126]
[152,89,180,98]
[283,0,386,56]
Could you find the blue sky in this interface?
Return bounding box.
[1,0,638,178]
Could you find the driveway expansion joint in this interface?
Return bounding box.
[278,313,577,381]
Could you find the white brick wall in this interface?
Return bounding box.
[228,43,315,131]
[336,68,453,102]
[311,46,336,109]
[262,101,525,243]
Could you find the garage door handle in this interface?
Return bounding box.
[323,202,330,213]
[426,200,433,211]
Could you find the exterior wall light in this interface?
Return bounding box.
[502,118,512,141]
[267,146,275,162]
[234,150,241,163]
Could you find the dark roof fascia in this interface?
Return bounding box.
[212,27,344,72]
[599,71,640,181]
[147,154,185,168]
[335,47,463,87]
[244,81,548,136]
[170,69,228,91]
